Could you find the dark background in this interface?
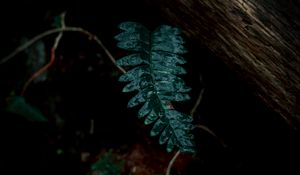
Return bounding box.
[0,1,299,175]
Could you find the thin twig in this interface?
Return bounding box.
[0,27,126,74]
[196,124,226,147]
[187,79,226,148]
[190,87,226,146]
[21,13,66,95]
[190,88,205,117]
[89,119,94,135]
[21,48,55,95]
[53,12,66,49]
[191,87,226,146]
[166,150,181,175]
[91,34,126,73]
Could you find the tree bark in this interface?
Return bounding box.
[148,0,300,126]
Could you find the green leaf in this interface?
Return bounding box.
[6,96,47,122]
[150,118,167,136]
[115,32,149,43]
[127,89,150,108]
[118,21,149,33]
[159,92,190,102]
[166,137,176,153]
[118,66,149,82]
[167,110,193,122]
[152,25,187,54]
[116,40,148,52]
[152,62,187,75]
[153,71,183,82]
[116,53,147,67]
[155,81,191,93]
[115,22,150,52]
[115,21,195,153]
[144,110,160,125]
[152,51,186,65]
[122,75,152,92]
[166,110,195,153]
[138,100,151,118]
[159,125,172,144]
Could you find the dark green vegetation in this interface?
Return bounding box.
[0,0,300,175]
[115,22,194,153]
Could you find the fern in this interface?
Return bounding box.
[115,22,195,153]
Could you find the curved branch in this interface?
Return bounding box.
[190,88,205,117]
[21,13,65,95]
[0,27,126,74]
[166,150,180,175]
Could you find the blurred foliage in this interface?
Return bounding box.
[6,95,48,122]
[23,39,48,83]
[88,150,124,175]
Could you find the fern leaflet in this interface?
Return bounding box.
[115,22,195,153]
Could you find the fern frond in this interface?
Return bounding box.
[115,22,195,153]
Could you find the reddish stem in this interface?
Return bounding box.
[21,48,56,96]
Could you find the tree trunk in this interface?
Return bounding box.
[148,0,300,127]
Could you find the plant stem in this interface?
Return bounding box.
[190,88,205,117]
[0,27,126,74]
[21,13,66,95]
[166,150,181,175]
